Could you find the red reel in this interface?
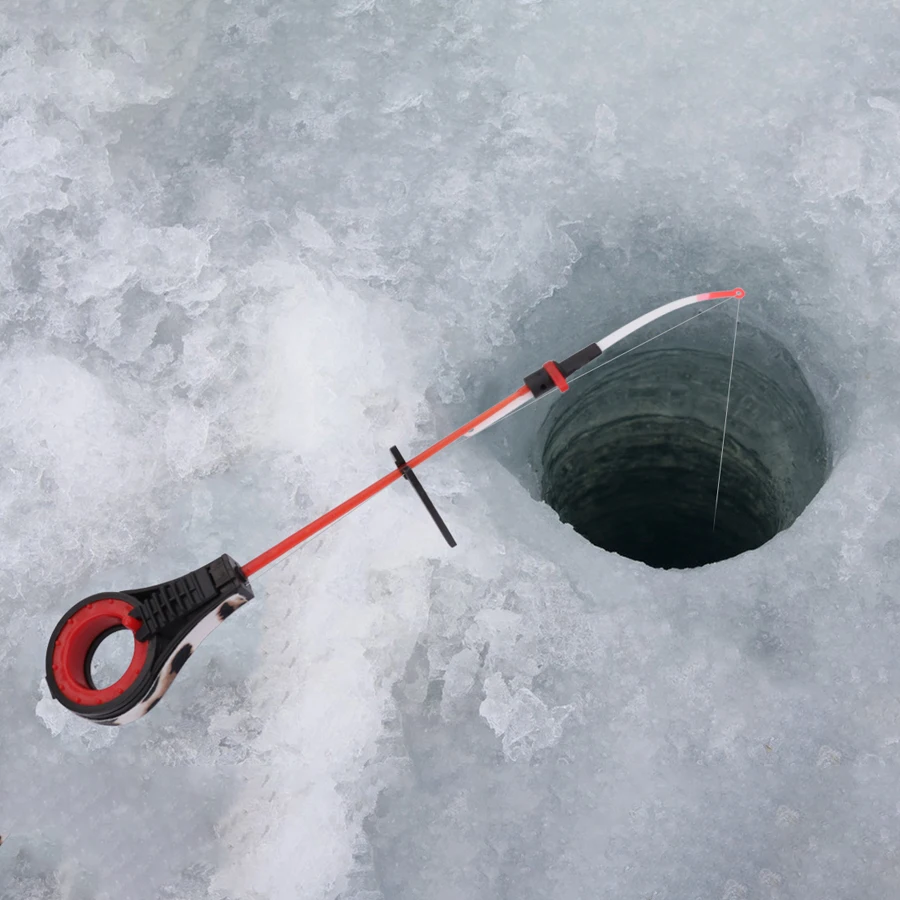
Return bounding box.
[49,596,151,707]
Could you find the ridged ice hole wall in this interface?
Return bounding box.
[539,321,830,569]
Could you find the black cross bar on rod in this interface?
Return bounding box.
[389,445,457,548]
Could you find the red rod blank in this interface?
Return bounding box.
[240,385,531,578]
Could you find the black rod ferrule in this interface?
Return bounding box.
[557,343,602,378]
[523,344,602,397]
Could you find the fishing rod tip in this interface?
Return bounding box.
[697,288,746,302]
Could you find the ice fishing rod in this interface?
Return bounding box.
[44,288,744,726]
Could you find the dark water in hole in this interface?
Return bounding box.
[540,341,829,568]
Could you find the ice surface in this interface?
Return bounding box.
[1,0,899,898]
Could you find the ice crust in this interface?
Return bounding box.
[1,0,899,898]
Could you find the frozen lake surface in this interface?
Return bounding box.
[1,1,899,897]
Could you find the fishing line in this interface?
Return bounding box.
[713,295,741,531]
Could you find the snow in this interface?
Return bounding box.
[1,0,899,898]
